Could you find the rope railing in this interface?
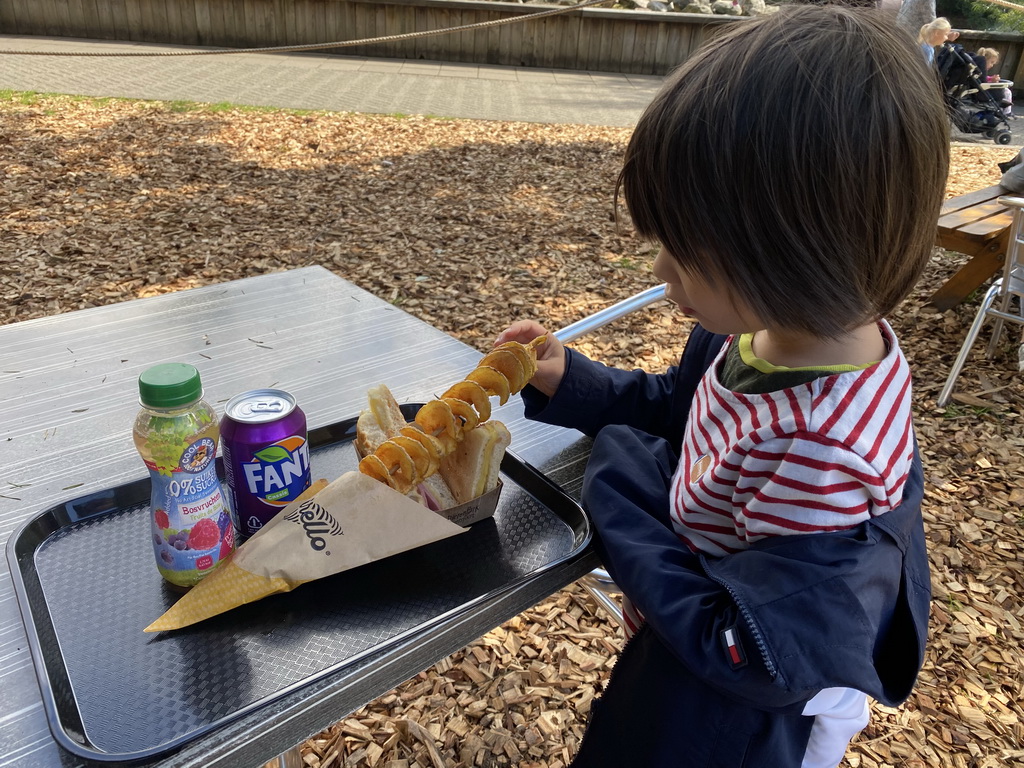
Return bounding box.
[976,0,1024,13]
[0,0,613,57]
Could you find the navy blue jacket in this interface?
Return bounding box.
[522,326,931,767]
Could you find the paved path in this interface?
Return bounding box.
[2,34,1022,145]
[0,35,663,126]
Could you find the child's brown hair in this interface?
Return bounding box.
[618,5,950,338]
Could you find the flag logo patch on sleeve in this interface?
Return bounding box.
[720,625,747,669]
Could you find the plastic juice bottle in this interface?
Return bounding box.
[133,363,235,589]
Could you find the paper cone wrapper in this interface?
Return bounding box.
[145,472,466,632]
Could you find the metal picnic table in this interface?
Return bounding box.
[0,266,598,768]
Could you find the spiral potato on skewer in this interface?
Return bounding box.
[358,337,543,494]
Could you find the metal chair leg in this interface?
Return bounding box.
[578,567,622,625]
[262,746,303,768]
[985,287,1014,358]
[938,282,1003,406]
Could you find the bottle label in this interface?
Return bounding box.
[180,436,215,473]
[151,435,234,587]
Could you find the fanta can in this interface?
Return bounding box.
[133,363,234,589]
[220,389,311,540]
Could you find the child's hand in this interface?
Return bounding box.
[494,321,566,398]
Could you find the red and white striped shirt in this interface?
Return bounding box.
[671,321,913,557]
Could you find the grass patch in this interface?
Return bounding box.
[0,90,329,118]
[942,403,993,418]
[0,90,454,122]
[167,100,279,114]
[0,91,130,107]
[167,100,198,113]
[0,90,46,106]
[207,101,282,114]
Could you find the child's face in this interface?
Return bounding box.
[652,247,764,335]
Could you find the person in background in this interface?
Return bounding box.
[998,148,1024,191]
[977,47,1013,117]
[918,17,951,67]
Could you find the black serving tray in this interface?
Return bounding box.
[6,407,590,764]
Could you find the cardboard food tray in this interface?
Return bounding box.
[5,406,590,764]
[353,426,501,528]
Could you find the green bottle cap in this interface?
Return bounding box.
[138,363,203,409]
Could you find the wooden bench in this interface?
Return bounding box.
[932,184,1012,312]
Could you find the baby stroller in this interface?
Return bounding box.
[938,42,1013,145]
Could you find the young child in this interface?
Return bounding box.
[977,46,1013,117]
[496,6,946,768]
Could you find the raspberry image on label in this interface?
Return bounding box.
[154,508,170,530]
[187,517,221,551]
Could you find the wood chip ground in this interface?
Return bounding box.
[1,95,1021,768]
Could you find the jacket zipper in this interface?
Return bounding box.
[699,553,778,679]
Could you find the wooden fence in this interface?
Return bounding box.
[0,0,733,75]
[2,0,1024,79]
